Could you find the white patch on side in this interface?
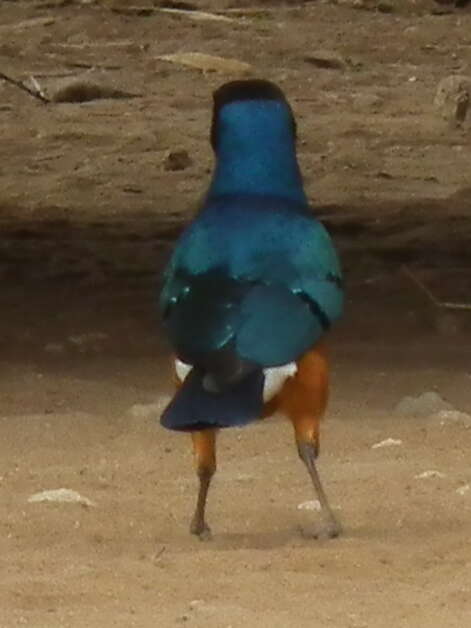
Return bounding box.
[175,359,193,382]
[263,362,297,402]
[174,359,297,399]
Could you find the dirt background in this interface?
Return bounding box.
[1,1,471,626]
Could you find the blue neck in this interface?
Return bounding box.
[207,100,307,205]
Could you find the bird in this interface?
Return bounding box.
[159,79,344,540]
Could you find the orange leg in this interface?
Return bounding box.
[172,363,217,540]
[277,344,341,538]
[190,429,217,540]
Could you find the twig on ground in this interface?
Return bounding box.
[29,75,48,100]
[153,546,166,563]
[402,265,471,311]
[158,8,237,22]
[0,70,50,104]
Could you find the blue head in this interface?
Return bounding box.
[207,80,307,205]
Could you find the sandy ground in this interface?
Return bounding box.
[1,1,471,627]
[2,277,471,628]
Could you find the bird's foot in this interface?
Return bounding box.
[190,517,213,541]
[299,516,342,540]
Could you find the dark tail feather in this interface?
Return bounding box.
[161,368,264,432]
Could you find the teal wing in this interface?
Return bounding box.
[160,196,343,367]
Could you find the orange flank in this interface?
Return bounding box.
[265,344,329,456]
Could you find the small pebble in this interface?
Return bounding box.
[28,488,95,507]
[434,409,471,428]
[163,150,193,172]
[304,50,345,70]
[297,499,321,512]
[434,75,470,127]
[394,391,453,418]
[351,92,383,111]
[414,470,446,479]
[372,438,402,449]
